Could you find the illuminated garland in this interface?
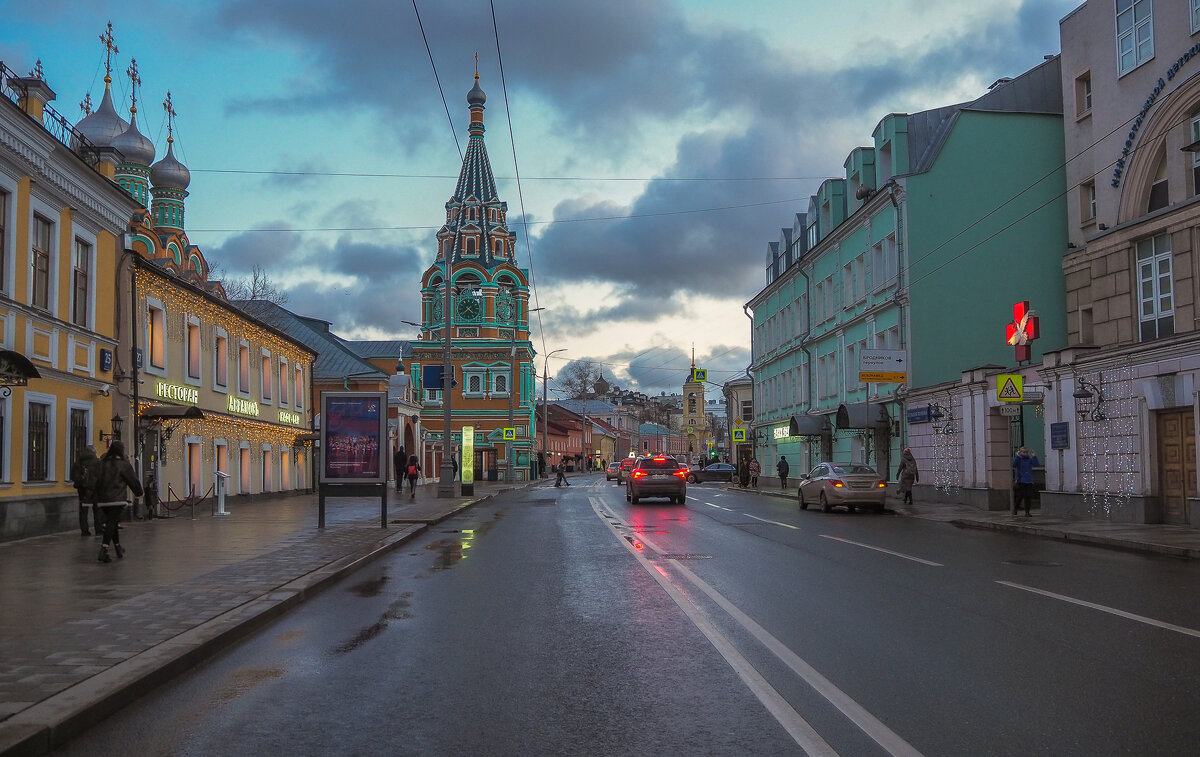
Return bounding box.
[1077,360,1136,517]
[140,402,310,453]
[931,394,962,495]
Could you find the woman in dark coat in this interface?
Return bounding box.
[94,441,143,563]
[897,448,919,507]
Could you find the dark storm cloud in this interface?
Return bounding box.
[203,227,303,274]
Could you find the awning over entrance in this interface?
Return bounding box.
[0,349,40,387]
[141,405,205,420]
[835,402,890,430]
[789,413,831,437]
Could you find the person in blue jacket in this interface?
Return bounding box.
[1012,446,1040,516]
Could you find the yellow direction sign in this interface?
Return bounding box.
[996,374,1024,402]
[502,427,516,440]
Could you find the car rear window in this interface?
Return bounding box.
[831,464,878,475]
[638,458,679,471]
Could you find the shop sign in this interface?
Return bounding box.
[228,395,261,417]
[278,410,301,425]
[156,380,198,405]
[772,425,791,440]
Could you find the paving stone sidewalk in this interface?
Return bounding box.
[0,477,541,757]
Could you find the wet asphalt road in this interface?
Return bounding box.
[51,475,1200,756]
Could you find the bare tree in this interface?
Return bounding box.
[214,263,289,305]
[555,359,605,399]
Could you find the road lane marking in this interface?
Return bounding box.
[743,513,800,530]
[702,502,734,511]
[590,499,838,756]
[997,581,1200,639]
[820,535,943,566]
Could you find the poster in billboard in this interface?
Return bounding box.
[320,391,387,484]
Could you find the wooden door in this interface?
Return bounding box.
[1157,410,1197,525]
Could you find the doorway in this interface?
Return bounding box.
[1157,409,1196,525]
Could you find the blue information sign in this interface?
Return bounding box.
[907,405,932,424]
[1050,421,1070,450]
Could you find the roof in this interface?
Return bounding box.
[342,340,413,360]
[231,300,387,383]
[555,399,617,416]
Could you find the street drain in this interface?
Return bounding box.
[659,553,712,560]
[1004,559,1063,567]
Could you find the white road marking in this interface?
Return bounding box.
[743,513,800,530]
[590,499,838,756]
[702,502,734,511]
[997,581,1200,639]
[820,535,943,567]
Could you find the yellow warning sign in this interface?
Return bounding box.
[996,374,1024,402]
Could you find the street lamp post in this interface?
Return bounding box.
[541,348,566,478]
[508,307,544,483]
[438,256,455,497]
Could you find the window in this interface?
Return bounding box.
[1193,0,1200,33]
[238,342,250,393]
[214,329,228,388]
[239,446,251,494]
[846,343,859,389]
[1081,179,1097,222]
[1137,234,1174,340]
[1148,155,1168,212]
[467,373,482,394]
[494,372,508,395]
[1116,0,1153,76]
[465,237,476,256]
[854,254,866,303]
[294,366,304,410]
[27,401,50,481]
[279,359,289,405]
[69,408,88,470]
[741,400,753,423]
[0,188,7,291]
[1191,115,1200,196]
[72,238,91,327]
[1074,71,1092,118]
[147,302,166,370]
[32,215,51,310]
[260,352,272,401]
[186,318,201,380]
[843,262,854,307]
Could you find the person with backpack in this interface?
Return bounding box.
[70,446,101,536]
[405,455,421,498]
[94,441,143,563]
[776,456,790,489]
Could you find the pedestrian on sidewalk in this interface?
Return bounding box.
[94,441,143,563]
[451,453,459,481]
[406,455,421,498]
[1012,446,1040,516]
[748,457,761,488]
[393,446,406,492]
[70,445,101,536]
[897,447,919,508]
[554,461,570,487]
[776,456,789,489]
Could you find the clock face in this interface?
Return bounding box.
[456,296,481,321]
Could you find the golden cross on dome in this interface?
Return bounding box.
[474,51,479,79]
[29,59,44,80]
[126,58,142,116]
[79,92,93,116]
[163,91,176,141]
[99,21,118,82]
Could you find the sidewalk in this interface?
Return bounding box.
[0,476,544,757]
[727,483,1200,560]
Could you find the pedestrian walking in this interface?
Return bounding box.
[554,461,570,487]
[93,441,143,563]
[393,446,406,492]
[70,446,101,536]
[406,455,421,498]
[1012,446,1040,516]
[776,456,789,489]
[897,447,919,507]
[748,457,761,488]
[451,453,459,481]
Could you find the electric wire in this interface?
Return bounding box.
[412,0,462,162]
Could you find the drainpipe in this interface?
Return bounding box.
[887,178,907,474]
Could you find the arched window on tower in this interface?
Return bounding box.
[495,239,503,257]
[466,237,477,256]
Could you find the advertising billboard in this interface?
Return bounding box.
[320,391,387,484]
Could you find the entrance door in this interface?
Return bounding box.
[1157,409,1197,525]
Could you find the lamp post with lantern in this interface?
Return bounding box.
[541,348,566,477]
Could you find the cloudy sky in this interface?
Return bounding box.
[2,0,1077,396]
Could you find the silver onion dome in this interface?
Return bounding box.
[467,77,486,106]
[111,117,155,167]
[150,139,190,190]
[74,85,128,150]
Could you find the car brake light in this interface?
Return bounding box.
[631,470,647,480]
[673,468,687,479]
[877,481,886,488]
[652,456,667,462]
[831,480,844,488]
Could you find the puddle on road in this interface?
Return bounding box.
[425,511,506,571]
[331,593,415,655]
[348,573,389,597]
[213,667,285,703]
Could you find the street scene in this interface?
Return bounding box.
[4,0,1200,754]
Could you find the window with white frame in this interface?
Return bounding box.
[1116,0,1153,77]
[465,370,484,396]
[278,358,289,405]
[1193,0,1200,33]
[186,317,201,380]
[1081,179,1098,222]
[238,341,250,394]
[214,329,228,389]
[816,354,831,398]
[294,366,303,410]
[1137,233,1174,341]
[147,300,166,371]
[824,275,835,317]
[25,395,53,482]
[71,238,91,327]
[0,188,8,293]
[1074,71,1092,118]
[854,254,866,303]
[843,262,854,307]
[1191,114,1200,196]
[260,351,272,402]
[494,371,508,395]
[32,214,51,310]
[872,234,898,290]
[846,343,859,389]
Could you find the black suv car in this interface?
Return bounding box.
[625,455,687,504]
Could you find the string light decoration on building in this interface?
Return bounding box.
[1076,360,1137,518]
[930,394,962,495]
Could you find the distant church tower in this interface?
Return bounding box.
[682,351,709,459]
[410,73,534,479]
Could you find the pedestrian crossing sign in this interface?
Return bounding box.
[732,429,746,442]
[692,368,707,382]
[502,427,516,440]
[996,374,1023,402]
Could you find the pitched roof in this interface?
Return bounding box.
[230,300,386,382]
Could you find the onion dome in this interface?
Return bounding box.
[112,116,155,166]
[467,75,486,107]
[74,83,128,150]
[150,138,190,190]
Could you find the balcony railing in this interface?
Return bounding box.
[0,60,98,163]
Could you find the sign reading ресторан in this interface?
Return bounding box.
[228,395,260,417]
[156,381,199,405]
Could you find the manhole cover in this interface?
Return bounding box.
[1003,559,1063,567]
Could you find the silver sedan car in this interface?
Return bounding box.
[797,462,887,513]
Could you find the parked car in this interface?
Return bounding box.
[626,455,687,504]
[605,461,621,481]
[617,457,636,484]
[686,462,735,483]
[797,462,887,513]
